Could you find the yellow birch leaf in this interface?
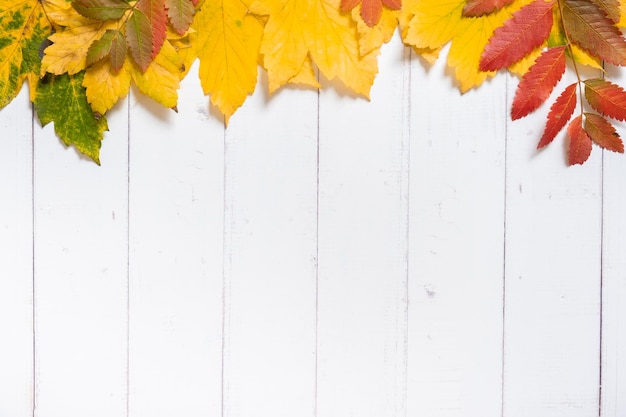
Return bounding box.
[83,56,132,114]
[42,16,116,75]
[193,0,264,122]
[352,7,398,56]
[0,0,51,107]
[131,40,182,109]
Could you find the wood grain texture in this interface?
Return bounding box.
[407,47,507,417]
[317,35,410,417]
[128,65,224,417]
[222,77,318,417]
[503,72,602,417]
[0,88,33,417]
[33,100,129,417]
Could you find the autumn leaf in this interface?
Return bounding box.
[584,112,624,152]
[480,0,554,72]
[136,0,168,60]
[341,0,400,28]
[193,0,264,121]
[166,0,195,34]
[561,0,626,66]
[584,78,626,121]
[567,114,593,165]
[591,0,620,23]
[83,55,132,113]
[86,29,127,71]
[126,9,154,71]
[538,81,577,148]
[251,0,378,96]
[463,0,516,17]
[402,0,534,91]
[0,0,52,107]
[352,7,398,56]
[511,45,566,120]
[34,72,108,164]
[72,0,131,20]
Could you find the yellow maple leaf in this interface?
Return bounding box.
[352,7,398,57]
[402,0,532,91]
[0,0,51,106]
[250,0,378,96]
[192,0,264,122]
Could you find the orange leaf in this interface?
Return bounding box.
[137,0,168,59]
[591,0,620,23]
[538,82,577,148]
[361,0,383,26]
[341,0,361,12]
[562,0,626,65]
[480,0,554,71]
[584,78,626,121]
[568,114,593,165]
[584,112,625,152]
[512,45,566,120]
[462,0,515,17]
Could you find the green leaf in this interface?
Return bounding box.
[86,30,115,67]
[72,0,132,20]
[126,9,153,71]
[109,30,127,72]
[34,72,108,164]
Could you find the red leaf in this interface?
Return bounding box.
[584,112,624,152]
[166,0,195,34]
[568,115,593,165]
[512,46,566,120]
[538,82,577,148]
[462,0,516,17]
[480,0,554,71]
[562,0,626,65]
[126,9,153,71]
[137,0,168,59]
[360,0,383,26]
[584,78,626,121]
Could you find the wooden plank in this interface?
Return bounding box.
[127,66,224,417]
[221,76,318,417]
[316,35,409,417]
[600,66,626,417]
[406,48,506,417]
[33,102,129,417]
[502,72,602,417]
[0,88,34,417]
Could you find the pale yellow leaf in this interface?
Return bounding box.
[132,40,182,108]
[193,0,264,122]
[352,7,398,56]
[83,57,132,114]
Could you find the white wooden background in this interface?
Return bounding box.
[1,36,625,417]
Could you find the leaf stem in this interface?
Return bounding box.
[555,0,585,118]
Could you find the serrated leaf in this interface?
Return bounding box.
[72,0,131,20]
[341,0,399,27]
[591,0,620,23]
[584,112,624,152]
[584,78,626,121]
[463,0,516,17]
[109,30,127,71]
[137,0,168,59]
[480,0,554,71]
[166,0,195,34]
[83,54,132,113]
[0,0,51,107]
[34,72,107,164]
[512,45,566,120]
[126,9,153,71]
[131,39,181,109]
[352,7,398,56]
[42,16,117,75]
[538,81,577,148]
[86,29,115,66]
[567,114,593,165]
[562,0,626,65]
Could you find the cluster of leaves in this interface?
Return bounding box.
[1,0,626,164]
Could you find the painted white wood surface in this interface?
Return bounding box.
[1,38,625,417]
